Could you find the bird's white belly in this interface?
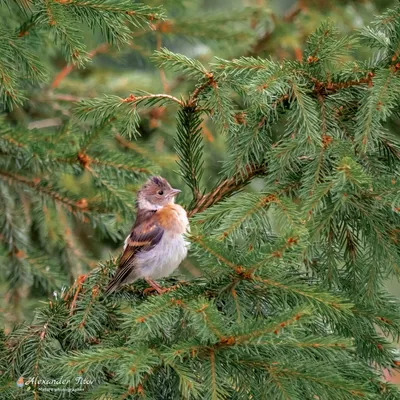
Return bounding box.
[135,232,188,279]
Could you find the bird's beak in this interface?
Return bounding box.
[170,188,181,197]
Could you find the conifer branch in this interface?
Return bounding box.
[122,93,184,107]
[175,106,204,203]
[217,194,276,241]
[310,72,375,95]
[209,349,217,399]
[0,170,89,214]
[268,367,367,398]
[189,235,240,271]
[188,164,266,217]
[253,276,350,313]
[225,311,307,344]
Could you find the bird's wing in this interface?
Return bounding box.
[104,212,164,295]
[119,218,164,270]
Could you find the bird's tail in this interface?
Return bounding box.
[104,280,119,296]
[104,267,136,296]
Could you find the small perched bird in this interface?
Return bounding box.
[105,176,189,295]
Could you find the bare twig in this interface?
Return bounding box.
[28,118,63,130]
[122,93,184,107]
[188,73,216,107]
[51,43,109,89]
[51,94,84,102]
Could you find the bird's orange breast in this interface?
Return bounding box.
[156,204,189,234]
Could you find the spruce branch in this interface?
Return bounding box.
[191,192,274,242]
[175,106,204,203]
[76,92,183,139]
[41,0,165,48]
[152,48,210,80]
[309,71,375,95]
[122,93,184,107]
[188,164,266,217]
[0,169,89,215]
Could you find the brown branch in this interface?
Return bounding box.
[51,94,84,102]
[188,73,216,107]
[122,93,184,107]
[51,43,109,89]
[218,311,305,346]
[209,349,217,396]
[200,119,215,143]
[68,274,88,316]
[27,118,63,130]
[265,71,374,117]
[187,164,266,217]
[310,72,375,95]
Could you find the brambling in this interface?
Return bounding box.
[105,176,189,295]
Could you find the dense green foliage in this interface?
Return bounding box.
[1,0,400,399]
[0,0,267,323]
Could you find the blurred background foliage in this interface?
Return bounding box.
[0,0,398,345]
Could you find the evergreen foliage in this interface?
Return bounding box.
[1,0,400,399]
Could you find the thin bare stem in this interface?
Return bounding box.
[51,43,109,89]
[122,93,184,107]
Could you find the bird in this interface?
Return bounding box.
[104,176,189,295]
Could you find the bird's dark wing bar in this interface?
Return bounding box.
[119,221,164,266]
[104,213,164,295]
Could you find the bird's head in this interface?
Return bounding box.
[136,176,181,211]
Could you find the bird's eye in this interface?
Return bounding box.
[157,190,164,195]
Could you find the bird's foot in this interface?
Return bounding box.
[143,286,156,295]
[143,287,170,295]
[144,278,170,295]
